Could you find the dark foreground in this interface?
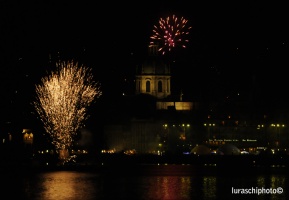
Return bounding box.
[2,162,288,200]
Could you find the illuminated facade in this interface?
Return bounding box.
[135,45,171,99]
[103,119,163,154]
[23,128,33,145]
[103,45,197,154]
[135,45,194,111]
[103,46,289,155]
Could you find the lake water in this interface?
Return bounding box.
[1,164,288,200]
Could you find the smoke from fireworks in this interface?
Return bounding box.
[150,14,192,55]
[33,61,102,162]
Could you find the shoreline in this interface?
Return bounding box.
[1,154,289,174]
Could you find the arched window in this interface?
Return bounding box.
[167,79,170,92]
[158,80,162,92]
[146,80,150,92]
[138,81,140,91]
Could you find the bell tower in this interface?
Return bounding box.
[135,45,171,99]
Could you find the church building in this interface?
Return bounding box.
[102,45,197,155]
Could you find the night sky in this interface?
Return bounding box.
[1,1,289,125]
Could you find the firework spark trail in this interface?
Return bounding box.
[33,61,102,160]
[150,14,192,55]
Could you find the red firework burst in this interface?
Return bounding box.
[150,14,192,55]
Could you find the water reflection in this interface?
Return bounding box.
[256,175,286,200]
[203,176,217,199]
[1,165,287,200]
[24,171,100,200]
[144,176,192,200]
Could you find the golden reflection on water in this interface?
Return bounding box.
[256,175,286,200]
[203,176,217,199]
[270,176,285,190]
[35,171,98,200]
[257,175,285,188]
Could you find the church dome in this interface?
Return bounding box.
[136,45,170,75]
[140,58,169,75]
